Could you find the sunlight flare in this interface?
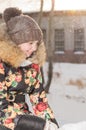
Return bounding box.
[55,0,86,10]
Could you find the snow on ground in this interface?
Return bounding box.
[43,62,86,129]
[59,121,86,130]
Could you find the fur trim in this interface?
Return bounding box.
[0,23,26,68]
[0,23,46,67]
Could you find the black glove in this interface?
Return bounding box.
[14,114,46,130]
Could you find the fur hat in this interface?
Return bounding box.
[3,7,43,45]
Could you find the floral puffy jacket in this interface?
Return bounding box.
[0,62,56,129]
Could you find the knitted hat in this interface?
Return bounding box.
[3,7,43,45]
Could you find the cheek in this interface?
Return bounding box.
[25,45,31,50]
[20,46,31,52]
[33,44,38,51]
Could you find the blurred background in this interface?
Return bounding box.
[0,0,86,126]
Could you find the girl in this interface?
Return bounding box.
[0,7,59,130]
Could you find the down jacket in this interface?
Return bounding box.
[0,23,57,130]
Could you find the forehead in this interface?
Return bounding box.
[18,40,38,46]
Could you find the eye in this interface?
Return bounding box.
[29,42,33,45]
[36,41,40,45]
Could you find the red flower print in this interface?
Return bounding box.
[17,103,23,108]
[31,64,39,71]
[23,110,28,113]
[0,63,3,69]
[0,83,3,89]
[4,118,13,124]
[15,76,22,82]
[36,102,48,112]
[0,86,2,89]
[32,71,37,78]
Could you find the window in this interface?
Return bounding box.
[54,29,64,52]
[74,28,84,52]
[42,29,46,44]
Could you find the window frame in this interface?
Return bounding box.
[54,29,65,53]
[74,28,84,52]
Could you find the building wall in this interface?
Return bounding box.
[40,15,86,50]
[38,13,86,63]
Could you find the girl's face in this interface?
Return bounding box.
[18,41,38,58]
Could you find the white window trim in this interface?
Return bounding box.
[74,51,84,54]
[54,51,65,54]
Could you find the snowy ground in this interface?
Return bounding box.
[26,62,86,129]
[43,63,86,129]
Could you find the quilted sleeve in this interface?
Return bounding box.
[26,64,58,125]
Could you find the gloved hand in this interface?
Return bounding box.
[44,120,58,130]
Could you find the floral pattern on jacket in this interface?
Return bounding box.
[0,62,55,130]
